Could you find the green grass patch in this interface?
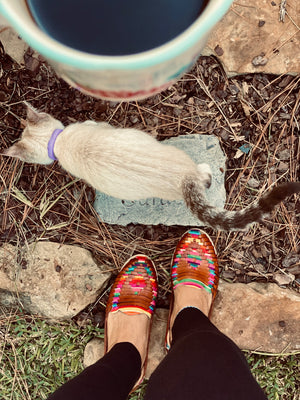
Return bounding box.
[1,312,298,399]
[0,312,103,400]
[245,351,299,400]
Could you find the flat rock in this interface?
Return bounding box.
[0,27,28,65]
[204,0,300,75]
[84,281,300,378]
[212,281,300,353]
[0,14,8,28]
[94,134,226,226]
[83,338,104,368]
[0,242,112,320]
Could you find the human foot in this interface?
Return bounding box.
[169,285,213,330]
[166,229,219,350]
[105,255,158,388]
[106,311,150,365]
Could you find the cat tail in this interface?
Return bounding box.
[182,176,300,231]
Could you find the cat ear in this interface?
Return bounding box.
[2,143,28,161]
[25,102,45,125]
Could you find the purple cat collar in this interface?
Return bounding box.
[47,129,63,161]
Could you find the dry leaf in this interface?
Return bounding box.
[240,99,251,117]
[234,149,244,158]
[273,272,295,286]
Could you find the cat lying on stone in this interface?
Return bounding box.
[3,104,300,231]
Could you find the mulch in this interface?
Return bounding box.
[0,42,299,326]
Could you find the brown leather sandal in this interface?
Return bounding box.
[165,228,219,350]
[105,254,158,391]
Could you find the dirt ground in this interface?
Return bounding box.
[0,42,299,323]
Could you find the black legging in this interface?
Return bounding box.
[48,308,267,400]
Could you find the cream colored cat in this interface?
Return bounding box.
[3,104,300,231]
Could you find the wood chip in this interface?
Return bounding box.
[273,272,295,285]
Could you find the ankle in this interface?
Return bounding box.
[170,286,212,329]
[106,312,150,364]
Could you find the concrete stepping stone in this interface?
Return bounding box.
[83,280,300,378]
[94,134,226,226]
[204,0,300,76]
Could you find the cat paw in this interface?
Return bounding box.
[197,163,212,189]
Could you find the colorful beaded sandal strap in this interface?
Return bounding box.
[107,255,157,319]
[112,307,152,317]
[171,229,219,299]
